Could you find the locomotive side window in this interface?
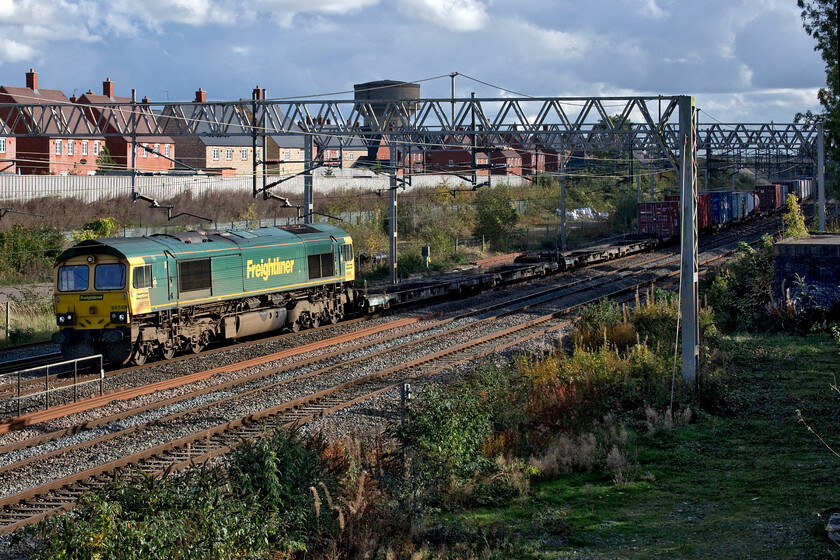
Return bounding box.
[179,258,211,292]
[308,252,335,280]
[94,264,126,290]
[321,253,334,277]
[343,244,353,262]
[133,265,153,289]
[58,265,89,292]
[308,254,321,279]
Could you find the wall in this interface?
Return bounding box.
[0,170,528,203]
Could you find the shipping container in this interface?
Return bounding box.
[746,191,758,214]
[698,192,712,229]
[638,200,680,237]
[709,191,731,224]
[757,184,782,211]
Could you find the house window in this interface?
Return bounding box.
[241,148,248,160]
[142,144,147,158]
[154,144,159,157]
[165,145,170,157]
[212,148,220,161]
[226,148,233,160]
[93,142,100,156]
[55,141,61,155]
[284,150,291,160]
[67,141,74,155]
[0,138,5,153]
[82,140,88,156]
[348,153,354,160]
[448,159,454,166]
[256,148,261,161]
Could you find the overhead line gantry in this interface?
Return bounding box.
[0,94,826,385]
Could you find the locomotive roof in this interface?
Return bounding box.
[55,223,351,263]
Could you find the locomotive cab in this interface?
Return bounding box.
[52,249,133,365]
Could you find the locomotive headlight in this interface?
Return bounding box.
[110,312,128,324]
[56,313,74,326]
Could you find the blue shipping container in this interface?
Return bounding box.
[709,191,731,224]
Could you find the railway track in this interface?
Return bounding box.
[0,218,781,534]
[0,211,781,419]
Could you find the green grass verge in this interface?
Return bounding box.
[447,333,839,559]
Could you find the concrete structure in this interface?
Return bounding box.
[774,235,840,311]
[0,69,105,175]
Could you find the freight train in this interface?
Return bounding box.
[637,178,813,238]
[52,224,357,365]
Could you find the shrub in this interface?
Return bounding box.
[703,235,774,332]
[782,193,808,238]
[228,428,335,548]
[0,225,64,283]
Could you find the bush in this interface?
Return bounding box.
[704,236,774,332]
[73,217,119,242]
[0,225,64,283]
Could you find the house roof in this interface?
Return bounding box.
[0,86,104,137]
[76,92,173,144]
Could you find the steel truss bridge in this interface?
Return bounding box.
[0,95,828,384]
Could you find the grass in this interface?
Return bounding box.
[444,333,840,559]
[0,292,56,347]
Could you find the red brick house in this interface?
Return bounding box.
[0,69,105,175]
[425,149,489,175]
[513,146,546,175]
[75,79,175,173]
[0,136,16,173]
[490,148,522,176]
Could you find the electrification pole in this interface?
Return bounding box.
[679,97,699,385]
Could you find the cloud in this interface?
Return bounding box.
[0,33,35,62]
[400,0,489,32]
[0,0,101,64]
[504,19,591,60]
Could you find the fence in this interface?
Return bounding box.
[0,172,528,204]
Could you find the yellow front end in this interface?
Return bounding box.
[53,254,130,332]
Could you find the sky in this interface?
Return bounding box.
[0,0,828,125]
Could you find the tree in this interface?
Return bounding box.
[474,185,518,250]
[96,145,117,173]
[798,1,840,195]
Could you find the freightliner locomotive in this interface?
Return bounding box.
[52,224,356,365]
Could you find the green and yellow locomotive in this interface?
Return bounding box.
[52,224,356,365]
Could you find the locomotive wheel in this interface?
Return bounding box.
[131,349,148,366]
[311,315,320,328]
[289,320,301,333]
[329,313,339,325]
[161,344,176,360]
[190,341,204,354]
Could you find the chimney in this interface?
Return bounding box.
[69,94,78,103]
[25,69,38,91]
[141,96,150,104]
[252,86,264,101]
[195,88,206,102]
[103,78,114,98]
